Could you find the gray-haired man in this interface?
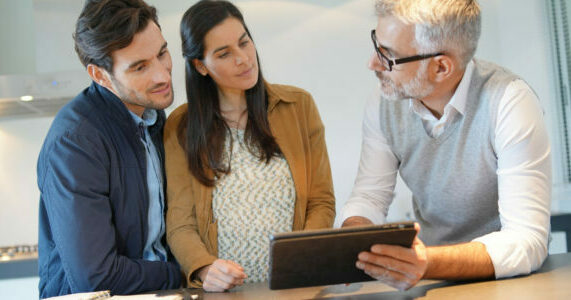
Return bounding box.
[340,0,551,290]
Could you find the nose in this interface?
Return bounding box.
[154,57,172,83]
[235,49,248,65]
[368,52,386,72]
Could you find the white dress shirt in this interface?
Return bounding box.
[340,60,552,278]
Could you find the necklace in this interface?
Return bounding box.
[221,108,248,129]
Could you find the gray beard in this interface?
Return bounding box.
[377,63,434,101]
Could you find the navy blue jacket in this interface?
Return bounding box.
[37,83,182,298]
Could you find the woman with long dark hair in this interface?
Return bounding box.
[164,0,335,291]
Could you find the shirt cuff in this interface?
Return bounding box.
[336,201,387,227]
[473,230,547,278]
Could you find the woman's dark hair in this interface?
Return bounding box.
[73,0,159,73]
[179,0,281,186]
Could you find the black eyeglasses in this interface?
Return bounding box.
[371,29,443,71]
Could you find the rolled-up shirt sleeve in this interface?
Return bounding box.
[473,80,552,278]
[337,92,400,227]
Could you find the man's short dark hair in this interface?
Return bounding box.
[73,0,159,73]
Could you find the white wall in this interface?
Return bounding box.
[0,0,567,246]
[0,117,52,246]
[33,0,84,74]
[0,0,36,75]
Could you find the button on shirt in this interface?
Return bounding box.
[340,60,551,278]
[129,109,168,262]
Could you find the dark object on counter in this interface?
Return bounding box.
[551,213,571,252]
[268,222,416,290]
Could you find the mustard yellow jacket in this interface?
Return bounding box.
[164,83,335,287]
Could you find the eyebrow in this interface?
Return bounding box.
[212,32,248,54]
[127,42,168,70]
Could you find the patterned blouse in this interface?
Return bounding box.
[212,128,296,282]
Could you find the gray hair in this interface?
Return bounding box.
[375,0,481,67]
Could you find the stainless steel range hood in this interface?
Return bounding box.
[0,0,89,120]
[0,70,90,120]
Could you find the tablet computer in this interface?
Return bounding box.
[268,222,416,290]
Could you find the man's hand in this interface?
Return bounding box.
[197,259,247,292]
[355,223,427,291]
[342,216,374,227]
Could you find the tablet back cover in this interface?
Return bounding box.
[268,223,416,290]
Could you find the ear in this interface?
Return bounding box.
[430,55,455,83]
[87,64,113,89]
[192,59,208,76]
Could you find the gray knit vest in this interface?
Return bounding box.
[379,59,520,246]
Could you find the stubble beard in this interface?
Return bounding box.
[377,62,434,101]
[112,78,174,112]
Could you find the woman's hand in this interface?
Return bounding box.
[197,259,248,292]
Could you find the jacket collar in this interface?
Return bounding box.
[265,81,296,112]
[89,81,134,124]
[87,81,165,134]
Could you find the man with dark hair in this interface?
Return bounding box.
[37,0,182,297]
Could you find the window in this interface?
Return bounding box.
[548,0,571,183]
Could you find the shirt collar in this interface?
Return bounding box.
[447,59,475,116]
[128,109,158,128]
